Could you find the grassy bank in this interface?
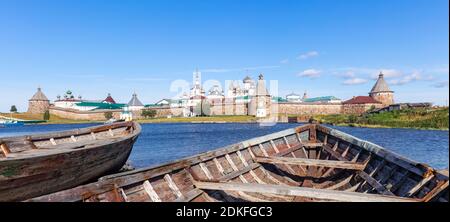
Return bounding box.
[137,115,258,123]
[1,112,101,124]
[2,113,258,124]
[312,107,449,130]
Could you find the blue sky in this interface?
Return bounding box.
[0,0,448,112]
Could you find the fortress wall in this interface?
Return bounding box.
[49,107,122,121]
[27,101,50,114]
[276,103,343,115]
[342,103,384,114]
[50,106,184,120]
[209,103,248,115]
[144,107,184,117]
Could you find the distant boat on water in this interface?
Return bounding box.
[0,119,24,127]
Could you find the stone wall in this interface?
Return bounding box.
[27,101,50,114]
[50,106,185,120]
[209,102,248,115]
[49,107,122,121]
[342,103,384,114]
[370,92,394,106]
[276,103,343,115]
[144,107,184,117]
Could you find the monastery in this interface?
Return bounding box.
[27,71,394,121]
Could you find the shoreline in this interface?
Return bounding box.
[321,122,449,131]
[24,119,449,131]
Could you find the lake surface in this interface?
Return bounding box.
[1,123,448,169]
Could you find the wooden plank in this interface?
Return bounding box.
[270,140,280,153]
[341,144,351,157]
[236,150,249,167]
[303,143,324,148]
[390,171,410,193]
[247,148,256,159]
[325,175,353,190]
[358,159,386,191]
[258,144,269,157]
[249,170,266,184]
[358,171,394,196]
[255,156,366,170]
[193,181,416,202]
[118,188,128,202]
[295,132,302,143]
[213,158,225,176]
[421,181,449,202]
[174,188,204,202]
[217,163,259,182]
[239,175,248,183]
[199,163,214,180]
[273,144,301,157]
[143,180,161,202]
[225,154,239,171]
[322,145,393,195]
[108,129,114,137]
[283,137,291,149]
[164,174,183,198]
[1,143,11,155]
[406,174,435,197]
[260,168,284,185]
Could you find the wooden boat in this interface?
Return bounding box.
[28,124,448,202]
[0,121,141,201]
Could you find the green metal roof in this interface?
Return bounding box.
[145,104,163,107]
[76,102,126,110]
[303,96,340,103]
[272,96,287,102]
[235,95,250,100]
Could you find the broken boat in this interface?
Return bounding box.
[28,124,448,202]
[0,121,141,201]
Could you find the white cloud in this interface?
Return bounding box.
[201,65,279,73]
[298,69,321,78]
[280,59,289,64]
[430,66,449,74]
[342,78,368,85]
[201,69,231,73]
[297,51,319,60]
[371,69,403,79]
[335,71,356,78]
[388,71,421,85]
[432,80,449,88]
[62,74,105,78]
[124,77,168,81]
[243,65,280,70]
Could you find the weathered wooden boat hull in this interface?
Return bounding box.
[0,122,141,201]
[28,124,448,202]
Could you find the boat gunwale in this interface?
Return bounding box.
[0,121,136,141]
[0,122,142,161]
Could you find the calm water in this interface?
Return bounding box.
[1,123,448,169]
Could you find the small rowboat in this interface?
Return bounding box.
[0,121,141,201]
[28,124,448,202]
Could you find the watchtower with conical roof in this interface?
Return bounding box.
[27,87,50,114]
[369,72,394,106]
[127,93,144,111]
[249,74,271,117]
